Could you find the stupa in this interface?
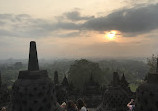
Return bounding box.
[97,72,129,111]
[83,74,102,108]
[11,41,62,111]
[135,58,158,111]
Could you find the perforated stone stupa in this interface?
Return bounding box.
[83,74,102,108]
[11,41,62,111]
[135,58,158,111]
[97,72,129,111]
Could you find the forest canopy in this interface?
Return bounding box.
[68,59,105,90]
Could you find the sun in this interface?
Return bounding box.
[105,31,116,40]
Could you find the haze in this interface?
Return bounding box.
[0,0,158,59]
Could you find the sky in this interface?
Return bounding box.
[0,0,158,59]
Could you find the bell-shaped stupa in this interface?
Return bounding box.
[135,58,158,111]
[11,41,62,111]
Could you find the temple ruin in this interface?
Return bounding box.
[1,41,158,111]
[11,41,62,111]
[55,75,69,104]
[97,72,131,111]
[83,74,102,108]
[135,58,158,111]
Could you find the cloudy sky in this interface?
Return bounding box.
[0,0,158,59]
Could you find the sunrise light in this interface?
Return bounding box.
[105,31,117,40]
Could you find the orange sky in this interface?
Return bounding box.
[0,0,158,59]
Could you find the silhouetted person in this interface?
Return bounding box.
[127,99,135,111]
[77,99,87,111]
[60,102,66,111]
[1,107,6,111]
[66,100,77,111]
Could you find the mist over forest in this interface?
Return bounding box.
[0,57,149,92]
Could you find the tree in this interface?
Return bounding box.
[68,59,105,90]
[147,54,158,73]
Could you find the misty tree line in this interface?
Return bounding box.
[1,56,155,92]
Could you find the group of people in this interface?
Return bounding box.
[60,99,87,111]
[60,98,135,111]
[0,98,134,111]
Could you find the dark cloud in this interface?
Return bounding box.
[82,3,158,35]
[123,0,158,5]
[51,22,80,30]
[56,3,158,36]
[64,11,94,21]
[1,4,158,38]
[0,13,81,38]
